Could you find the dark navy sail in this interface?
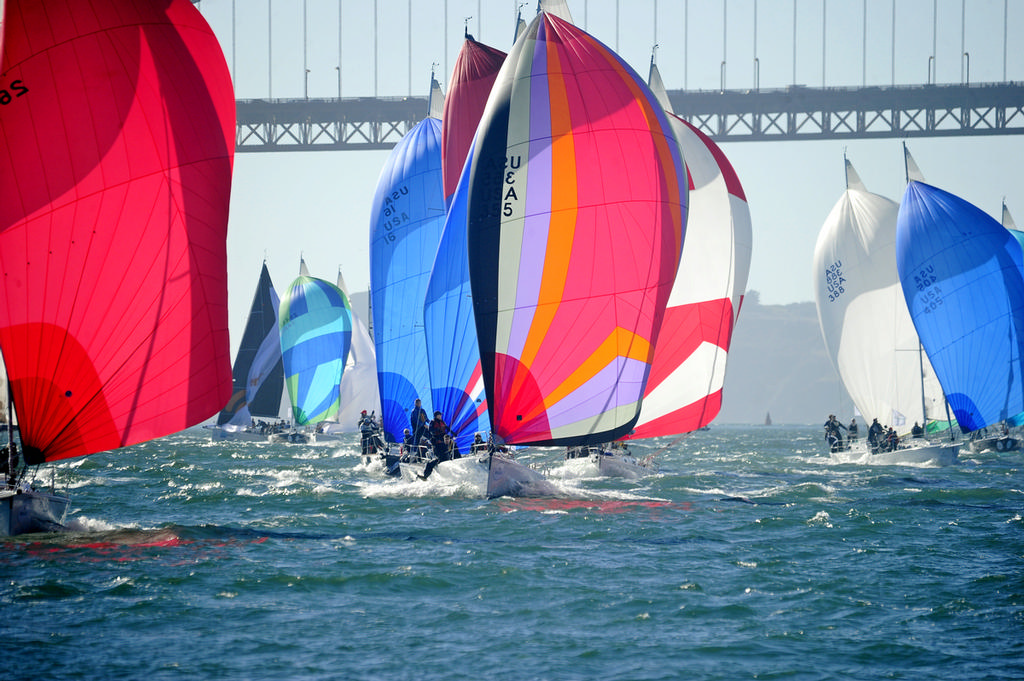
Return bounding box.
[218,263,284,425]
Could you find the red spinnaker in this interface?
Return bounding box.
[0,0,235,463]
[441,37,506,205]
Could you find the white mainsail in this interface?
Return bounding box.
[813,157,944,433]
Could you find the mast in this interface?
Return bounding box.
[903,142,932,435]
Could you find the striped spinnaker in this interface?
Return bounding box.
[466,13,687,446]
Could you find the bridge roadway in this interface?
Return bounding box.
[235,81,1024,152]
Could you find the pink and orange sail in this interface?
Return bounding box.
[0,0,235,463]
[466,13,687,446]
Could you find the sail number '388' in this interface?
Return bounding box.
[824,260,845,302]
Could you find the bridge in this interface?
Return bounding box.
[193,0,1024,152]
[234,82,1024,152]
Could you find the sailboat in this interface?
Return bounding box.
[463,12,685,496]
[421,33,503,456]
[369,75,446,448]
[209,262,286,441]
[0,0,235,535]
[896,145,1024,445]
[813,153,957,465]
[326,269,381,438]
[559,55,750,480]
[272,262,353,444]
[404,31,553,492]
[569,56,746,477]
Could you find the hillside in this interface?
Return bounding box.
[717,292,851,426]
[350,290,853,427]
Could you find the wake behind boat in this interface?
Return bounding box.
[399,447,557,498]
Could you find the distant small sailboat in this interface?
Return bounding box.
[0,0,235,534]
[329,269,381,435]
[764,412,772,426]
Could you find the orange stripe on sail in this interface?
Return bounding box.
[519,19,577,372]
[517,327,652,425]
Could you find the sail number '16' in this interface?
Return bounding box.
[0,80,28,104]
[380,185,410,242]
[824,260,845,302]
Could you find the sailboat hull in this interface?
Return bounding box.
[562,446,657,479]
[0,487,69,536]
[486,454,558,498]
[830,440,959,466]
[968,436,1020,454]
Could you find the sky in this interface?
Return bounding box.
[191,0,1024,356]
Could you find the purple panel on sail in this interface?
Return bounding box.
[546,357,650,428]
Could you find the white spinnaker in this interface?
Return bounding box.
[813,159,944,433]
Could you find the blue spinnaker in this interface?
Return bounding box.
[896,181,1024,432]
[369,116,445,441]
[424,142,490,452]
[279,276,352,425]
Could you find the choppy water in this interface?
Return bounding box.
[2,425,1022,680]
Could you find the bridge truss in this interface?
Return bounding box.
[235,81,1024,152]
